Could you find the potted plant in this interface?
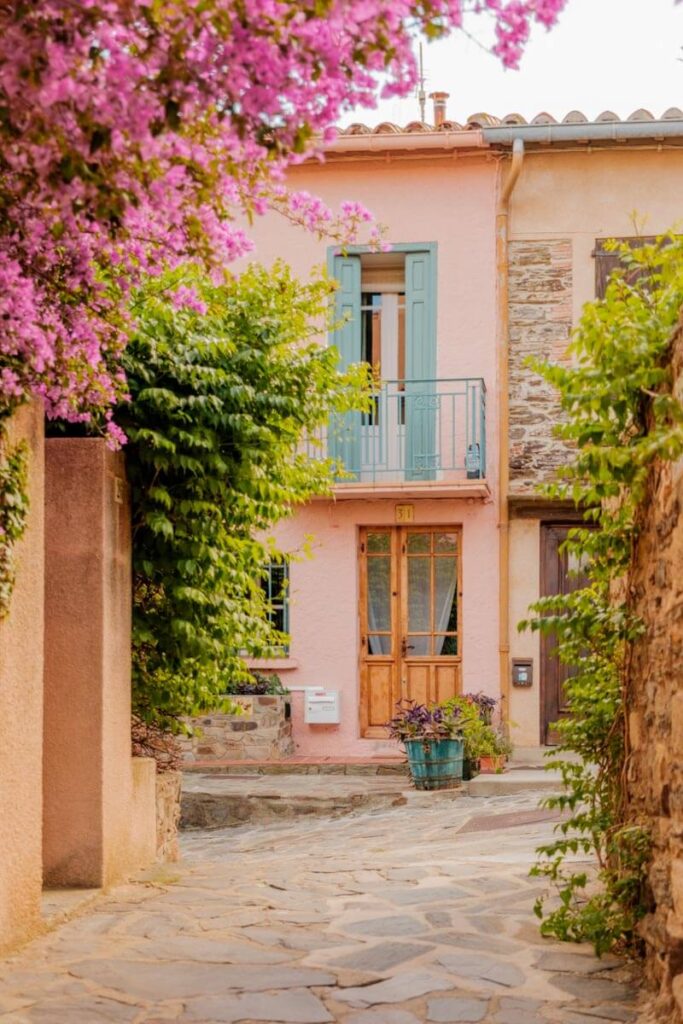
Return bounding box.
[441,695,510,775]
[439,696,490,780]
[387,701,464,790]
[466,691,497,726]
[475,728,512,773]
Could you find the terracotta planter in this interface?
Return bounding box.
[479,754,506,774]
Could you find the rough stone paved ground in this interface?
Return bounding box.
[0,792,644,1023]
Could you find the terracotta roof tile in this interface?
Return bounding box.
[335,109,683,136]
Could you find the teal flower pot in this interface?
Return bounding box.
[404,738,464,790]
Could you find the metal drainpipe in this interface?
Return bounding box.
[496,137,524,730]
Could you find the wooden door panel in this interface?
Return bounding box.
[364,662,396,732]
[405,663,430,705]
[434,663,460,703]
[540,523,590,744]
[404,663,460,706]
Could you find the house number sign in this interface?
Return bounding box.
[395,504,414,523]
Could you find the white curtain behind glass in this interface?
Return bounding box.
[434,557,457,655]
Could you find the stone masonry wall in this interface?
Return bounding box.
[179,695,293,762]
[508,240,574,495]
[156,771,181,863]
[626,317,683,1023]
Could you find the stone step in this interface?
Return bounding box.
[183,757,409,777]
[466,767,564,797]
[180,774,416,830]
[180,766,563,828]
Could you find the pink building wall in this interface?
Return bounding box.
[267,497,498,756]
[246,151,501,756]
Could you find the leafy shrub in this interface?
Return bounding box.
[120,263,369,730]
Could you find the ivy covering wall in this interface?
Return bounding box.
[522,235,683,954]
[120,263,368,730]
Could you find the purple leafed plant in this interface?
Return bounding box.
[465,691,498,723]
[388,700,463,742]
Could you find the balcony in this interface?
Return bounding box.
[307,378,488,499]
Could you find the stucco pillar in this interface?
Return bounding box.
[0,403,45,952]
[43,438,148,887]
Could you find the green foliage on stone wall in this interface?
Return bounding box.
[121,262,368,730]
[0,411,29,618]
[521,234,683,954]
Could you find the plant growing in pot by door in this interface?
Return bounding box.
[439,695,490,780]
[388,701,464,790]
[475,728,512,774]
[441,694,509,775]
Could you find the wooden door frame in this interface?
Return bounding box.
[358,524,462,738]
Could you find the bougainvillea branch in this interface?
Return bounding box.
[0,0,566,437]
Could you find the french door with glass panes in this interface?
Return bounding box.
[359,526,462,738]
[360,284,405,480]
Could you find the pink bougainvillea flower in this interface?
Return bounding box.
[0,0,566,437]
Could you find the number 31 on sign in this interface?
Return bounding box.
[395,504,414,523]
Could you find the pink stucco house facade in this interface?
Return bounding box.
[245,103,683,758]
[246,113,501,757]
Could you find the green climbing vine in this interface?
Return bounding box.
[521,233,683,954]
[0,409,30,618]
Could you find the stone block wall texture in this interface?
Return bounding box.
[0,403,44,953]
[508,240,574,495]
[179,696,294,762]
[43,439,156,888]
[156,771,182,863]
[626,317,683,1023]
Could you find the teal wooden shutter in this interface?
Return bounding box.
[405,251,436,481]
[329,255,362,479]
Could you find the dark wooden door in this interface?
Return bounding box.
[540,524,589,745]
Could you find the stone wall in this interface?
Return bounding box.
[180,696,293,762]
[156,772,182,863]
[508,239,574,495]
[626,317,683,1022]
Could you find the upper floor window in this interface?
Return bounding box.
[360,254,406,382]
[331,245,436,386]
[594,236,656,298]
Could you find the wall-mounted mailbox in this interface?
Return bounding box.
[304,689,341,724]
[512,659,533,687]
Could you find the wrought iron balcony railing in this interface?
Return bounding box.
[307,377,486,484]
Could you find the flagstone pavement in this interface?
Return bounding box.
[0,792,645,1023]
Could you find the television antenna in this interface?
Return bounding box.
[417,43,427,122]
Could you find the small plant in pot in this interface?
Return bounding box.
[475,728,512,774]
[466,691,497,726]
[387,701,464,790]
[441,694,508,775]
[439,696,488,780]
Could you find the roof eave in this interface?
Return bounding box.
[323,129,488,156]
[482,120,683,147]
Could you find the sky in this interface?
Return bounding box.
[340,0,683,128]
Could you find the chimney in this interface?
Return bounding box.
[430,91,449,127]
